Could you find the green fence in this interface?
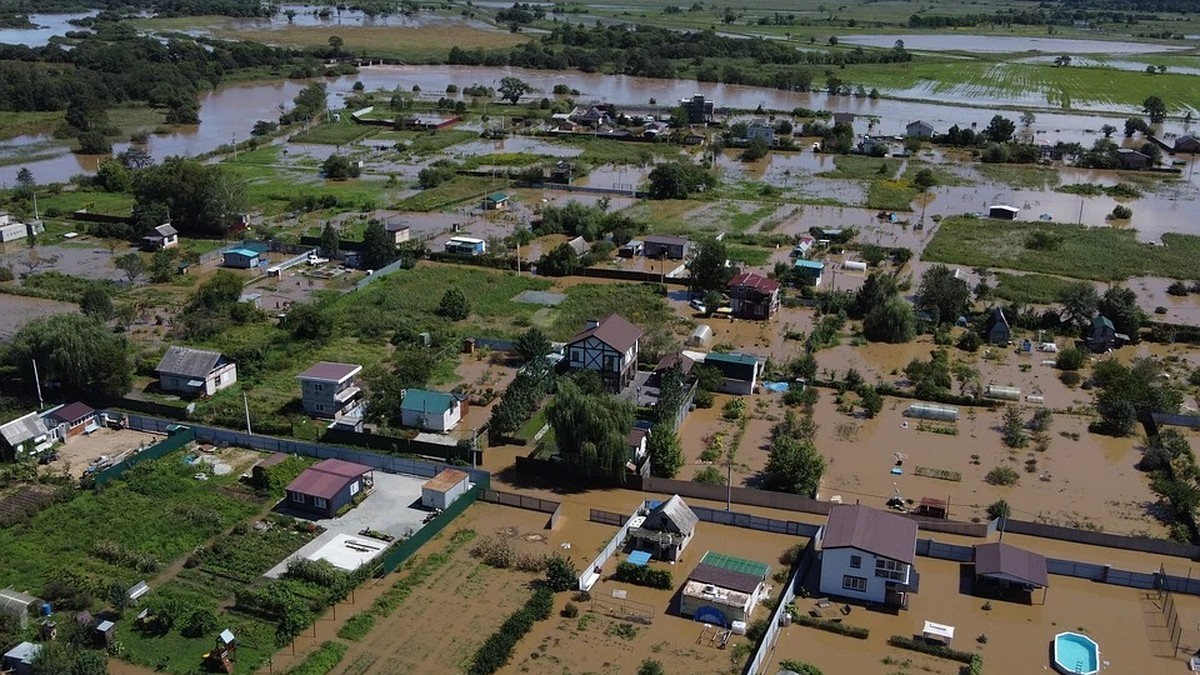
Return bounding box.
[372,473,490,577]
[93,427,196,489]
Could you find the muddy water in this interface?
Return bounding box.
[0,295,77,341]
[843,33,1192,54]
[0,11,96,46]
[8,61,1200,185]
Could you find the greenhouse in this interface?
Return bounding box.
[904,403,960,422]
[984,385,1021,401]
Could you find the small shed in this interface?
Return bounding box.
[483,192,510,210]
[921,620,955,645]
[421,468,471,511]
[628,494,699,562]
[0,588,40,629]
[913,497,948,519]
[618,239,644,258]
[793,259,825,286]
[688,324,713,348]
[94,619,116,647]
[2,642,40,675]
[988,205,1019,220]
[973,541,1048,602]
[223,248,261,269]
[985,307,1010,345]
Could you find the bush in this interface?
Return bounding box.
[745,617,770,642]
[790,612,870,638]
[985,466,1020,486]
[561,602,579,618]
[1056,347,1085,371]
[613,562,673,589]
[0,266,13,282]
[637,659,666,675]
[778,662,824,675]
[337,612,376,641]
[469,587,556,674]
[986,499,1011,520]
[886,635,976,664]
[1110,204,1133,219]
[957,330,982,352]
[286,640,347,675]
[545,553,577,592]
[1059,370,1081,387]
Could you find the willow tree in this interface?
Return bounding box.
[548,379,635,482]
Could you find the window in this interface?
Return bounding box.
[849,555,862,569]
[350,481,360,496]
[842,575,867,592]
[604,355,619,372]
[875,558,907,581]
[290,492,304,503]
[315,403,324,412]
[570,348,582,364]
[313,383,324,392]
[313,497,327,509]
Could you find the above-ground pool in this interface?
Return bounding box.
[1053,632,1100,675]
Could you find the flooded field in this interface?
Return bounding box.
[0,11,96,47]
[842,34,1192,55]
[0,294,78,340]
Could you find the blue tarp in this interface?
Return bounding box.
[628,551,652,567]
[761,381,790,393]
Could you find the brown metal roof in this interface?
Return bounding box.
[47,402,95,424]
[655,352,695,376]
[424,468,469,493]
[727,272,780,295]
[568,314,643,353]
[687,563,762,594]
[644,234,689,246]
[822,504,918,565]
[973,542,1049,588]
[297,362,362,384]
[285,458,372,500]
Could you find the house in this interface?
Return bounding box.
[988,204,1019,220]
[793,259,824,286]
[296,361,363,419]
[400,114,459,130]
[444,236,486,256]
[2,642,40,675]
[0,213,41,243]
[679,551,770,626]
[818,504,919,608]
[482,192,509,210]
[832,112,855,126]
[746,122,775,145]
[629,495,699,562]
[859,136,891,156]
[284,458,373,518]
[727,272,781,320]
[703,352,762,395]
[566,314,643,393]
[1116,148,1151,170]
[1174,135,1200,153]
[679,94,714,124]
[421,468,471,510]
[566,236,589,257]
[985,307,1011,346]
[792,235,815,258]
[141,223,178,251]
[45,402,97,440]
[1087,314,1128,352]
[571,106,611,128]
[626,427,649,471]
[156,346,238,397]
[618,239,644,258]
[906,120,935,139]
[400,389,465,432]
[683,133,706,146]
[222,248,261,269]
[643,234,690,260]
[0,412,53,460]
[386,222,411,244]
[973,542,1048,600]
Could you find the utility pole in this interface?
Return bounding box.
[243,391,252,435]
[725,448,733,512]
[1077,198,1084,226]
[31,359,43,409]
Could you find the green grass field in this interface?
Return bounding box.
[992,272,1081,305]
[394,175,505,211]
[925,216,1200,281]
[974,163,1061,190]
[290,120,375,145]
[549,282,678,341]
[38,190,136,218]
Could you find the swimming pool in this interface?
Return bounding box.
[1053,632,1100,675]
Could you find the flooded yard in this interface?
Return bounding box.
[0,294,78,340]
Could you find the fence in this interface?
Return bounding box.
[479,489,563,529]
[742,538,817,675]
[1003,519,1200,559]
[917,539,974,563]
[351,257,407,291]
[120,413,490,486]
[691,506,821,538]
[93,427,195,489]
[322,427,479,465]
[580,503,644,591]
[372,482,483,577]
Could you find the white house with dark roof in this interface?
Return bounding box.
[156,346,237,397]
[142,223,178,251]
[566,314,643,392]
[817,504,918,607]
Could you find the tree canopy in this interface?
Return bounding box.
[133,158,245,238]
[686,236,734,293]
[647,162,716,200]
[7,313,132,397]
[762,410,825,495]
[916,264,971,324]
[548,378,635,482]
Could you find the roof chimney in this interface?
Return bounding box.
[586,319,600,330]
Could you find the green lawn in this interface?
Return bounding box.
[404,130,479,155]
[290,120,375,145]
[726,243,774,267]
[974,163,1061,190]
[38,190,136,218]
[395,175,506,211]
[817,155,901,181]
[866,179,918,212]
[993,272,1081,305]
[925,216,1200,281]
[549,282,678,341]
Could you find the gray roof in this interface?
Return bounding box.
[0,412,49,447]
[566,236,588,256]
[822,504,917,565]
[974,542,1048,588]
[644,234,689,247]
[569,314,643,353]
[3,641,40,665]
[154,223,177,237]
[642,495,698,537]
[687,563,761,594]
[297,361,362,383]
[156,346,224,379]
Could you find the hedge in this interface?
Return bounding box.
[791,612,870,639]
[886,635,976,664]
[469,587,555,674]
[613,562,673,589]
[286,641,348,675]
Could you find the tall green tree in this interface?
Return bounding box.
[8,314,132,397]
[1098,286,1145,342]
[916,264,970,324]
[862,295,915,343]
[319,222,340,258]
[686,236,733,293]
[133,158,245,237]
[498,76,532,104]
[514,327,552,367]
[1143,95,1168,124]
[762,411,825,496]
[548,379,635,482]
[437,288,471,321]
[647,423,684,478]
[360,220,395,270]
[79,285,114,320]
[114,252,144,284]
[1058,282,1099,333]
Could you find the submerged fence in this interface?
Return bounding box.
[742,538,817,675]
[93,427,195,489]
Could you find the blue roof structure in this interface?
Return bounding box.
[627,550,652,567]
[793,259,824,270]
[401,389,454,415]
[226,248,259,258]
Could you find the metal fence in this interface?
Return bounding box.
[917,539,974,563]
[479,489,560,514]
[580,503,644,591]
[372,483,482,577]
[121,413,490,486]
[351,257,407,291]
[692,506,821,538]
[742,538,817,675]
[93,427,195,489]
[1004,518,1200,559]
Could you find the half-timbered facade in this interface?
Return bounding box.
[565,314,643,393]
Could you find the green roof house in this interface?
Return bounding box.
[483,192,510,210]
[400,389,465,432]
[703,352,762,395]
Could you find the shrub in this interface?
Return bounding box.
[613,562,673,589]
[693,466,725,485]
[790,612,870,638]
[469,587,555,674]
[1110,204,1133,219]
[986,499,1011,520]
[1056,347,1085,371]
[0,266,13,282]
[886,635,975,664]
[957,330,982,352]
[1059,370,1081,387]
[779,662,824,675]
[337,612,376,641]
[746,617,770,642]
[545,553,578,592]
[561,602,579,618]
[286,640,348,675]
[637,659,666,675]
[985,466,1020,486]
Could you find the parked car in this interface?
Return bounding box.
[689,299,707,314]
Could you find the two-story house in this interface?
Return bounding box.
[566,314,643,393]
[296,362,364,419]
[156,346,238,398]
[727,272,780,320]
[818,504,918,608]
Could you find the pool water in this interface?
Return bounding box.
[1054,633,1099,674]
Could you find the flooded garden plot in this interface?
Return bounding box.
[0,294,77,340]
[766,554,1200,675]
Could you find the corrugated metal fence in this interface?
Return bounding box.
[692,506,821,538]
[479,489,563,529]
[371,482,485,577]
[93,427,196,489]
[580,503,644,590]
[742,538,817,675]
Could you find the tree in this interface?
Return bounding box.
[911,168,936,192]
[916,264,970,324]
[1001,405,1028,448]
[646,162,714,200]
[1143,95,1168,125]
[15,167,34,198]
[1056,347,1085,371]
[983,115,1015,143]
[282,302,333,342]
[535,243,580,277]
[1058,282,1099,333]
[1093,358,1182,436]
[319,222,340,258]
[514,327,552,367]
[8,314,132,397]
[133,158,245,237]
[986,500,1011,520]
[647,423,684,478]
[96,158,131,192]
[862,295,915,343]
[1098,286,1145,342]
[548,379,635,482]
[79,285,113,320]
[498,76,532,104]
[360,220,395,270]
[77,130,112,155]
[741,137,770,161]
[686,236,733,293]
[1020,110,1037,129]
[763,412,825,496]
[437,288,471,320]
[149,248,177,283]
[114,252,144,284]
[858,385,883,418]
[321,155,361,180]
[545,554,577,592]
[1100,124,1117,138]
[328,35,344,53]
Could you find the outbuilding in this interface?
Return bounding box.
[444,236,487,256]
[223,248,261,269]
[284,459,374,518]
[2,641,40,675]
[421,468,471,511]
[45,402,98,440]
[0,588,41,629]
[703,352,762,395]
[688,324,713,348]
[906,120,935,139]
[629,495,699,562]
[680,551,771,627]
[483,192,510,210]
[793,259,824,286]
[988,205,1019,220]
[400,389,465,432]
[643,234,690,260]
[973,541,1048,603]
